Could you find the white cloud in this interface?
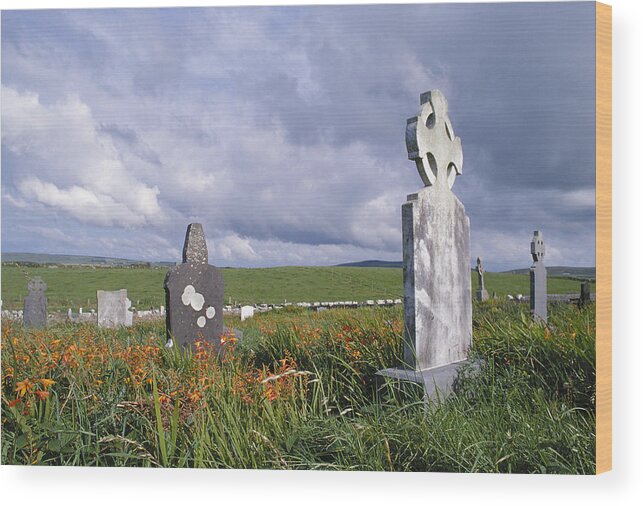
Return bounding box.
[2,86,166,228]
[211,233,259,262]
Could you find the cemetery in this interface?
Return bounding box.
[0,91,597,473]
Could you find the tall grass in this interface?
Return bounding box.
[1,302,595,472]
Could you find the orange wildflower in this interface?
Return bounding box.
[15,379,32,397]
[39,378,55,389]
[35,390,50,401]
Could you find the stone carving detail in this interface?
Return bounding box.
[406,90,463,188]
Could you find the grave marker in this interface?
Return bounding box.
[379,90,473,399]
[97,289,133,327]
[23,277,47,329]
[164,223,224,351]
[240,305,254,321]
[579,280,591,309]
[529,231,547,323]
[476,257,489,302]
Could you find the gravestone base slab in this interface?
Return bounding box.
[376,359,480,401]
[476,289,489,302]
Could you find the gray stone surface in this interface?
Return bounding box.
[529,230,547,323]
[164,223,224,352]
[182,223,208,264]
[377,359,480,401]
[97,289,133,328]
[406,90,463,189]
[578,281,591,308]
[476,257,489,302]
[23,277,47,329]
[401,89,472,372]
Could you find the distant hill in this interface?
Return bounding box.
[1,252,174,267]
[502,266,595,280]
[335,260,595,280]
[335,260,403,268]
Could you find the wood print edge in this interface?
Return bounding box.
[595,0,612,475]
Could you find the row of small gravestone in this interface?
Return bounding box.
[19,283,165,329]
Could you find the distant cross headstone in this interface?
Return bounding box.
[529,231,547,323]
[578,280,591,309]
[97,289,133,327]
[476,257,489,302]
[379,90,473,400]
[23,277,47,329]
[164,223,224,351]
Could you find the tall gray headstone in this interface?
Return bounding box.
[23,277,47,329]
[97,289,133,327]
[394,90,473,376]
[476,257,490,302]
[164,223,224,352]
[529,230,547,323]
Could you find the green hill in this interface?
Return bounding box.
[1,264,593,312]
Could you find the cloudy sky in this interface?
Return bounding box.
[1,2,596,270]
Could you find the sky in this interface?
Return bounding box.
[1,2,596,270]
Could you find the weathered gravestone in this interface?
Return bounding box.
[240,305,254,321]
[529,231,547,323]
[164,223,224,351]
[378,90,473,399]
[23,277,47,329]
[578,280,591,309]
[476,257,490,302]
[97,289,133,328]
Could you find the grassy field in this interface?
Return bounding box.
[1,264,594,311]
[1,301,596,472]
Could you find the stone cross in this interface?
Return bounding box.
[529,230,547,322]
[164,223,224,352]
[406,90,463,188]
[476,257,489,302]
[23,277,47,329]
[378,90,472,400]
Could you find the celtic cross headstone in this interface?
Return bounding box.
[476,257,489,302]
[379,90,473,400]
[529,230,547,322]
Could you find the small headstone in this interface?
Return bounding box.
[164,223,224,351]
[529,231,547,323]
[23,277,47,329]
[240,305,254,321]
[578,280,591,309]
[475,257,490,302]
[97,289,133,327]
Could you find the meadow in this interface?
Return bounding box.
[1,301,595,472]
[1,264,593,311]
